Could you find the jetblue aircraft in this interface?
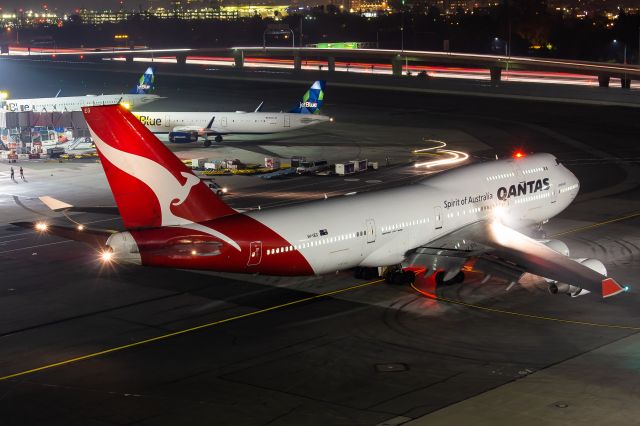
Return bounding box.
[1,67,161,112]
[28,105,628,299]
[134,80,332,146]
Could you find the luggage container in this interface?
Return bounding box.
[335,162,355,175]
[191,158,206,169]
[350,159,368,172]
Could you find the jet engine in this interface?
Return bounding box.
[547,258,607,297]
[169,131,199,143]
[538,239,570,257]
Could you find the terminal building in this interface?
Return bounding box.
[0,111,90,156]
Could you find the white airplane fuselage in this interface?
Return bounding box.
[135,111,332,136]
[4,94,161,113]
[243,153,579,274]
[109,153,579,275]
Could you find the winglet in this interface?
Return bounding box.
[602,278,626,298]
[39,196,73,212]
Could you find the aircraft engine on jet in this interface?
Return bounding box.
[538,239,570,257]
[169,131,199,144]
[104,231,142,265]
[546,258,607,297]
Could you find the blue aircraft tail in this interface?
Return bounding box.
[289,80,325,114]
[131,67,155,94]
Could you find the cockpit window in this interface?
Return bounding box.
[555,158,560,165]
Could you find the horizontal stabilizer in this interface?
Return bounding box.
[39,196,120,215]
[12,221,115,246]
[39,196,73,211]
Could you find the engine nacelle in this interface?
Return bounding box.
[169,131,198,143]
[104,231,141,265]
[539,239,570,257]
[571,258,607,276]
[548,282,590,297]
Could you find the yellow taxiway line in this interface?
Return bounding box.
[0,279,384,382]
[3,211,638,382]
[552,210,640,238]
[412,282,640,331]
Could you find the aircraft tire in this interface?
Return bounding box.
[354,267,363,279]
[215,135,223,143]
[203,140,212,148]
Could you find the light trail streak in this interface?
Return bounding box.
[413,139,470,168]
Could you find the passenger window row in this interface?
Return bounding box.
[381,218,429,233]
[266,231,367,256]
[487,172,515,181]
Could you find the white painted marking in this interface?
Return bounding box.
[0,240,71,254]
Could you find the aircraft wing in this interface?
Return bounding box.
[422,220,627,298]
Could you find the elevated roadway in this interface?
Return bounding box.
[6,45,640,88]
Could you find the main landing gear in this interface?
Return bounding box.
[384,266,416,286]
[203,135,223,148]
[354,266,379,280]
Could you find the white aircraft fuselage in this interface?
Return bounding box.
[135,111,332,136]
[4,94,161,113]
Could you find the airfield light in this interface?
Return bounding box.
[222,187,228,193]
[0,91,8,100]
[100,249,114,263]
[120,101,131,110]
[330,117,335,122]
[191,250,197,255]
[35,222,48,232]
[77,224,85,231]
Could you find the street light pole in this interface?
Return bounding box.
[401,13,404,52]
[299,15,303,47]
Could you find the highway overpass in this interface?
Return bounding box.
[6,45,640,88]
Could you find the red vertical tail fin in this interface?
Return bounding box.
[83,105,236,229]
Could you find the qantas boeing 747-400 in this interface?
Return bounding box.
[27,105,627,299]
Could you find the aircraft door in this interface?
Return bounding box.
[434,206,443,230]
[247,241,262,266]
[220,117,228,128]
[164,115,171,128]
[550,182,558,204]
[284,115,291,128]
[366,219,376,243]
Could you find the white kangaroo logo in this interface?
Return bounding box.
[92,132,241,251]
